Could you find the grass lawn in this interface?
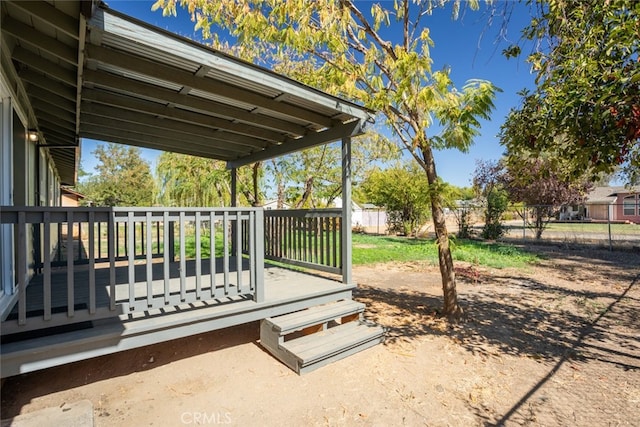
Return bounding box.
[540,222,640,234]
[178,231,540,269]
[352,234,540,269]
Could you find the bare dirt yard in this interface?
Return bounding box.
[2,245,639,426]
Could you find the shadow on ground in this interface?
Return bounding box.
[0,322,260,418]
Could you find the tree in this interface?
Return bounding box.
[267,131,398,209]
[502,156,592,239]
[237,161,263,207]
[362,163,432,236]
[79,143,155,207]
[155,0,499,317]
[473,160,509,240]
[503,0,640,184]
[156,152,230,207]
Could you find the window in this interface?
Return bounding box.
[623,195,636,216]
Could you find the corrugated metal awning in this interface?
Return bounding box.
[1,0,372,185]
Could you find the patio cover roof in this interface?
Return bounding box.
[1,0,372,185]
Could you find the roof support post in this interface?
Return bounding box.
[341,136,352,285]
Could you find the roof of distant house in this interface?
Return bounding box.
[586,186,640,203]
[61,186,86,199]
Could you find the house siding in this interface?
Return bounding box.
[586,203,611,221]
[617,193,640,223]
[0,76,62,305]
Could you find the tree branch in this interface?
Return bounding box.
[340,0,397,61]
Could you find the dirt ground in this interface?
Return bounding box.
[1,245,639,426]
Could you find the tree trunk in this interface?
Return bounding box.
[295,177,314,209]
[276,181,285,209]
[420,145,463,317]
[535,208,544,239]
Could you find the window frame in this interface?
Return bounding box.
[622,195,637,216]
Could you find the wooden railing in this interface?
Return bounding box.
[44,218,165,266]
[0,206,264,334]
[258,209,342,275]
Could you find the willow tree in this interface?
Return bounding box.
[157,152,264,207]
[154,0,498,316]
[156,152,230,207]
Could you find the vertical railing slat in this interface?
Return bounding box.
[223,211,229,295]
[319,216,325,265]
[115,221,120,259]
[210,211,216,298]
[283,216,287,259]
[236,211,242,293]
[146,211,153,307]
[249,210,256,292]
[254,209,265,303]
[195,211,202,299]
[127,211,135,309]
[156,220,161,256]
[163,211,170,304]
[179,211,186,301]
[301,217,306,262]
[97,222,102,260]
[88,211,96,314]
[108,211,116,311]
[17,212,27,326]
[77,221,83,262]
[325,217,331,267]
[43,212,52,320]
[331,218,338,267]
[66,210,74,317]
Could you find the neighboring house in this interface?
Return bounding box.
[0,0,382,378]
[585,186,640,223]
[60,186,86,207]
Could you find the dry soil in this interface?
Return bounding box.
[1,245,639,426]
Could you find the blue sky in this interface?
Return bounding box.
[82,0,536,188]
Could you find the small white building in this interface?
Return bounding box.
[261,199,291,210]
[334,197,387,232]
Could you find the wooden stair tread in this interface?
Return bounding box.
[265,299,365,334]
[281,321,384,365]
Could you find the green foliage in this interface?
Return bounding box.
[267,131,398,209]
[481,190,509,240]
[352,234,539,269]
[157,152,230,207]
[361,163,431,235]
[157,152,264,207]
[473,160,508,240]
[154,0,500,314]
[79,143,155,207]
[503,0,640,184]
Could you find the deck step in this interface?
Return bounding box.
[260,299,384,374]
[264,299,365,335]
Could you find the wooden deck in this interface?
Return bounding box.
[0,260,353,378]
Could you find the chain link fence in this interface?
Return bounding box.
[451,203,640,251]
